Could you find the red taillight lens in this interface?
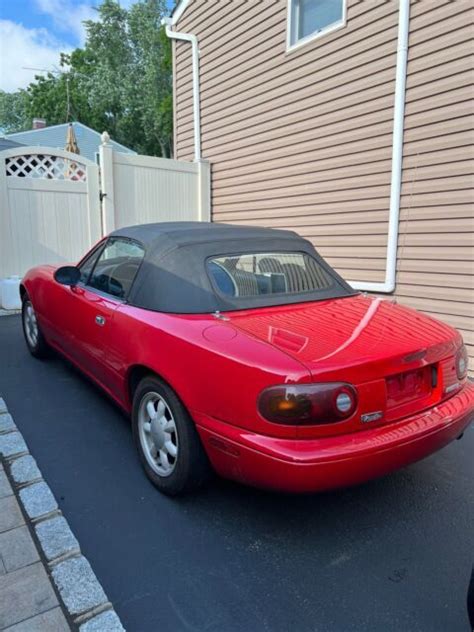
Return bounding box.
[456,345,469,380]
[258,383,358,425]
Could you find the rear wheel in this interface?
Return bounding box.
[22,297,49,358]
[132,376,211,496]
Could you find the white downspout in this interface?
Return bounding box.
[162,16,201,162]
[351,0,410,294]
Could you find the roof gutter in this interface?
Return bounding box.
[162,11,201,161]
[351,0,410,294]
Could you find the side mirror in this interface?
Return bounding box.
[54,266,81,287]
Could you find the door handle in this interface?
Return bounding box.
[95,315,106,326]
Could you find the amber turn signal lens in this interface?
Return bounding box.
[258,382,357,426]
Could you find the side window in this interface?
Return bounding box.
[288,0,346,49]
[87,238,145,299]
[78,244,104,285]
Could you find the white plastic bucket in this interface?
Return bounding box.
[1,277,22,310]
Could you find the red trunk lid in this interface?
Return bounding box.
[228,295,462,434]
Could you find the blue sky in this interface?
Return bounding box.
[0,0,174,92]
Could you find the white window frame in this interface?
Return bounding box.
[286,0,347,52]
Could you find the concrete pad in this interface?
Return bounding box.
[0,468,13,499]
[0,496,25,533]
[3,607,70,632]
[35,516,80,562]
[19,482,58,520]
[0,562,58,629]
[0,525,39,572]
[52,556,107,616]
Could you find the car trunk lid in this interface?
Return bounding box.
[228,294,461,435]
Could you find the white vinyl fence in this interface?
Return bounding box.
[0,147,101,279]
[0,139,210,281]
[99,142,210,234]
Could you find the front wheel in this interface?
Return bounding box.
[132,376,211,496]
[22,297,49,358]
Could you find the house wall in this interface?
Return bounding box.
[174,0,474,366]
[395,0,474,363]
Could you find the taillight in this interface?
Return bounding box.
[456,345,469,380]
[258,382,358,425]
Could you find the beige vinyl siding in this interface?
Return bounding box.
[175,0,399,285]
[174,0,474,370]
[393,0,474,368]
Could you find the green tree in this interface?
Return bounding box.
[0,90,30,133]
[0,0,173,157]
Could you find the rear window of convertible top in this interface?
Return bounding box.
[207,252,333,298]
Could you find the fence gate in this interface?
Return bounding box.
[0,146,101,278]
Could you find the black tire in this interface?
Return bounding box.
[132,375,211,496]
[21,296,49,359]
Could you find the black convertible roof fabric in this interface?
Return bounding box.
[110,222,356,313]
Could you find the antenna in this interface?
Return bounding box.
[21,65,87,124]
[66,75,71,123]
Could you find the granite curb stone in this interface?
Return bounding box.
[52,556,108,615]
[19,481,58,520]
[0,432,28,458]
[35,516,80,562]
[79,609,125,632]
[0,413,16,433]
[10,455,42,485]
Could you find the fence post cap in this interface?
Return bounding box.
[101,131,111,146]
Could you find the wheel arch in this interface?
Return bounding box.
[19,284,27,302]
[126,364,183,410]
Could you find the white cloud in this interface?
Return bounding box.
[0,20,72,92]
[34,0,97,45]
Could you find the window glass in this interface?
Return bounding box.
[78,244,104,285]
[87,238,145,299]
[208,252,333,298]
[290,0,344,46]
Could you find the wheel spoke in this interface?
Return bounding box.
[146,401,157,420]
[156,400,166,418]
[164,440,177,457]
[159,449,170,469]
[163,420,175,433]
[143,421,151,434]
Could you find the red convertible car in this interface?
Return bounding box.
[21,222,473,495]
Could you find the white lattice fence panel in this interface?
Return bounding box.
[0,148,101,278]
[5,153,87,182]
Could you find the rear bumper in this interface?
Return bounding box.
[195,382,474,492]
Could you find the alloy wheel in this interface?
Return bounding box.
[138,392,179,477]
[24,302,39,349]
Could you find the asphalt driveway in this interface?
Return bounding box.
[0,314,472,632]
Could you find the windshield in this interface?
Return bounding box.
[208,252,334,299]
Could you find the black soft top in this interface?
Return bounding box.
[110,222,355,313]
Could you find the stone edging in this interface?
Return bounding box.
[0,397,125,631]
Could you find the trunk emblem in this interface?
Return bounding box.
[361,411,383,423]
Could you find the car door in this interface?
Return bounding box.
[67,237,145,389]
[41,241,106,354]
